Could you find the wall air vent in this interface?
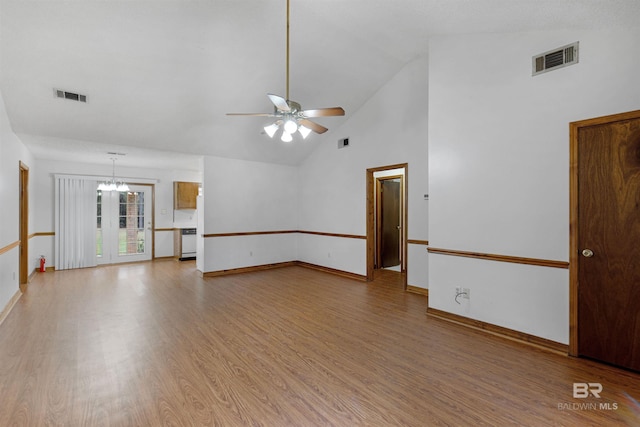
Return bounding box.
[54,89,87,103]
[532,42,579,76]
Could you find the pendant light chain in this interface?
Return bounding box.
[98,158,129,192]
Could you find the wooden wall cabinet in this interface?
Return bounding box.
[173,181,199,210]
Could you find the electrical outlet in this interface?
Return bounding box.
[328,252,331,258]
[249,251,253,256]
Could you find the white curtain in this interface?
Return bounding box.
[55,177,98,270]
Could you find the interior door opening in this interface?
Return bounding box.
[366,164,407,284]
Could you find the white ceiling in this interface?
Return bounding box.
[2,0,639,169]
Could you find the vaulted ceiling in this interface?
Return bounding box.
[2,0,639,169]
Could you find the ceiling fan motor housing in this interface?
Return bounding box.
[287,100,301,113]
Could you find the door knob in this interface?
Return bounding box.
[581,249,594,258]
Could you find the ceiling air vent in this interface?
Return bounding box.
[54,89,87,103]
[532,42,579,76]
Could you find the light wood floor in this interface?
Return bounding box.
[1,261,639,426]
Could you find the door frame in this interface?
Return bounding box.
[366,163,408,283]
[568,109,640,356]
[19,161,29,291]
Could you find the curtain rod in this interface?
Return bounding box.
[53,173,159,184]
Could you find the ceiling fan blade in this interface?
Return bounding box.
[300,119,328,134]
[226,113,277,117]
[301,107,345,118]
[267,94,291,112]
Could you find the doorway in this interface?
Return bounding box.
[569,109,640,371]
[97,184,153,265]
[366,163,407,283]
[19,162,29,291]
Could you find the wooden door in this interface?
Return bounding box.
[571,110,640,371]
[19,162,29,291]
[380,179,401,268]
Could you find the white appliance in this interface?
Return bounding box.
[180,228,197,260]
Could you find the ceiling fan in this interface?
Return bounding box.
[226,0,345,142]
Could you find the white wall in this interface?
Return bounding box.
[31,159,201,265]
[428,28,640,344]
[200,155,298,273]
[298,56,429,285]
[0,89,35,310]
[297,234,367,276]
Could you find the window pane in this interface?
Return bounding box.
[96,229,102,257]
[96,190,103,257]
[115,191,146,256]
[118,228,145,255]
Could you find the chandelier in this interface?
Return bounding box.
[98,158,129,192]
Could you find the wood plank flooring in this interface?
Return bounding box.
[0,260,639,426]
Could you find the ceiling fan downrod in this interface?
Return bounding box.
[286,0,290,101]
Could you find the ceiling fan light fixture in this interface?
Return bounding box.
[281,131,293,142]
[298,125,312,139]
[284,119,298,134]
[264,123,279,138]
